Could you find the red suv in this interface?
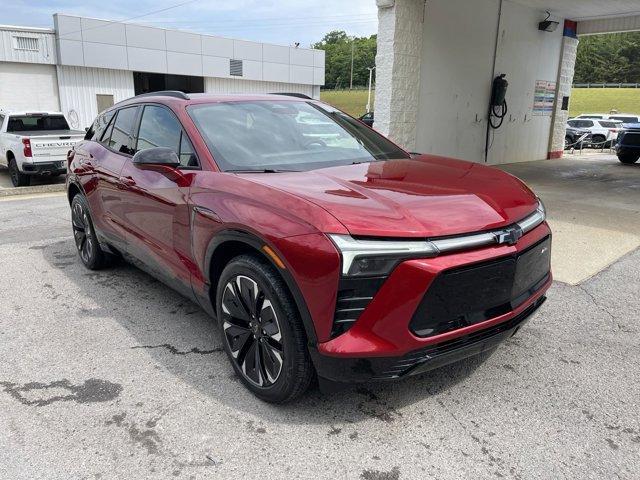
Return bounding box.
[67,91,551,403]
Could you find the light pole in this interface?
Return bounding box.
[366,66,376,113]
[349,39,355,90]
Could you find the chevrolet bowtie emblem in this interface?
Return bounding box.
[494,226,523,245]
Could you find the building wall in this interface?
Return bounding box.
[378,0,566,164]
[205,77,317,99]
[0,62,60,111]
[489,0,563,164]
[414,0,500,162]
[53,14,324,87]
[374,0,425,150]
[0,27,56,65]
[414,0,563,164]
[56,66,134,129]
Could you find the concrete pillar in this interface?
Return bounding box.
[373,0,424,151]
[548,20,579,159]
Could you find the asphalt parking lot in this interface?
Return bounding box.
[0,155,639,479]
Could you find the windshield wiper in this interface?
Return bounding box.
[225,168,300,173]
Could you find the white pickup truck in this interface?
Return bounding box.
[0,111,85,187]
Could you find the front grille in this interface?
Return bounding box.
[375,297,545,379]
[409,236,551,337]
[621,132,640,146]
[332,276,387,338]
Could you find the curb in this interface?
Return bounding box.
[0,183,66,198]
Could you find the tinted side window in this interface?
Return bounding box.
[135,105,199,168]
[108,107,138,155]
[89,110,116,142]
[179,133,198,167]
[136,105,181,153]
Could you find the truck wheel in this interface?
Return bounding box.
[591,135,606,148]
[8,158,30,187]
[618,152,640,164]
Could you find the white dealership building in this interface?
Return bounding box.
[0,14,325,129]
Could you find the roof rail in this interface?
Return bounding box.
[135,90,190,100]
[270,92,312,100]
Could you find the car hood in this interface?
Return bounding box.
[241,155,539,238]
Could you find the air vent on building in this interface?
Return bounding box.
[230,59,243,77]
[13,36,39,51]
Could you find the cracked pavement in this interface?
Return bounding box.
[0,192,638,479]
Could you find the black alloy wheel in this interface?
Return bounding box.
[70,194,111,270]
[221,274,285,387]
[216,254,314,403]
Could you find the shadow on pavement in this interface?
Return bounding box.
[38,238,498,424]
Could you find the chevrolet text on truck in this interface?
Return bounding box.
[0,111,84,187]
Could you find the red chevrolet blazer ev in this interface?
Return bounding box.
[66,92,551,403]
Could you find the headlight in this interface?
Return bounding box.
[328,234,438,277]
[329,200,547,277]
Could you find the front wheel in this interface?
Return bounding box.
[618,152,640,164]
[8,159,30,187]
[216,254,314,403]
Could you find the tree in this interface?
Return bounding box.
[575,32,640,83]
[312,31,377,89]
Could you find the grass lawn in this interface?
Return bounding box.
[321,88,640,118]
[570,88,640,116]
[320,89,372,117]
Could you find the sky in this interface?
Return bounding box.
[2,0,378,47]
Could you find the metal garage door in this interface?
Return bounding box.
[0,62,60,112]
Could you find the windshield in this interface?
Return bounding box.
[7,114,70,132]
[188,100,409,172]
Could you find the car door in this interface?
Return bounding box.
[116,104,200,298]
[93,106,139,241]
[72,107,138,249]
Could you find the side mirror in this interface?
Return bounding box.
[132,147,180,168]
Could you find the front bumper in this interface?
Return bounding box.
[311,222,552,382]
[21,161,66,176]
[311,295,545,382]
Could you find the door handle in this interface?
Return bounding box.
[118,176,136,187]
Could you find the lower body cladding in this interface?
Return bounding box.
[310,224,552,383]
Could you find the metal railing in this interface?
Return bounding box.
[573,83,640,88]
[565,133,617,155]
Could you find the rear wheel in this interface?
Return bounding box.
[618,152,640,164]
[216,254,314,403]
[70,194,113,270]
[8,158,30,187]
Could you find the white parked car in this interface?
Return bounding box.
[575,113,640,124]
[566,118,623,147]
[0,110,85,187]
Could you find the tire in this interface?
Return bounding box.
[70,194,113,270]
[216,254,314,403]
[618,152,640,164]
[564,136,572,150]
[8,158,30,187]
[591,135,606,148]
